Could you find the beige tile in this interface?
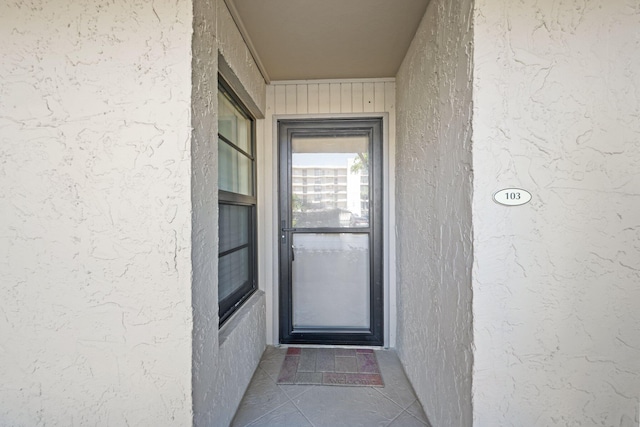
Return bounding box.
[234,347,427,427]
[406,400,432,426]
[247,401,313,427]
[388,411,429,426]
[278,383,314,400]
[231,367,290,426]
[374,350,419,409]
[258,346,287,380]
[262,345,288,360]
[292,385,404,427]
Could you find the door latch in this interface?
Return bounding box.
[281,220,296,243]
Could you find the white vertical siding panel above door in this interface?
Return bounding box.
[340,83,352,113]
[285,85,297,114]
[363,82,375,113]
[318,83,331,112]
[268,79,395,115]
[307,84,320,114]
[352,83,364,113]
[384,82,395,113]
[265,85,275,117]
[296,85,308,114]
[274,85,286,115]
[374,82,385,112]
[385,82,396,158]
[329,83,341,113]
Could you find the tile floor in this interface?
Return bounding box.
[231,346,432,427]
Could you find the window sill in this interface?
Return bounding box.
[219,290,265,346]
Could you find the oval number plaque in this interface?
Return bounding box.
[493,188,532,206]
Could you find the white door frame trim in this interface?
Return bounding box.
[260,112,396,348]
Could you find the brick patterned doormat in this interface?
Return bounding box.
[276,347,384,387]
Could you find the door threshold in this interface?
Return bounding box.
[275,343,387,350]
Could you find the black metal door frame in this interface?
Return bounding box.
[278,118,383,346]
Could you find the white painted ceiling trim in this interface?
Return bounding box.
[224,0,271,84]
[271,77,396,86]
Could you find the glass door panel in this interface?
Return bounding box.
[291,136,369,229]
[292,233,370,329]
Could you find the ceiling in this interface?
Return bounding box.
[226,0,430,82]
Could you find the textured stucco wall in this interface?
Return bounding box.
[191,0,266,425]
[191,0,220,424]
[395,0,474,426]
[0,0,194,425]
[212,293,266,427]
[216,0,266,115]
[472,0,640,425]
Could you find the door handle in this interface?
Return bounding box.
[281,220,296,243]
[291,245,295,261]
[281,227,296,243]
[281,219,297,233]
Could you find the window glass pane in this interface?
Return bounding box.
[218,91,251,155]
[218,248,250,302]
[219,204,249,253]
[219,139,253,196]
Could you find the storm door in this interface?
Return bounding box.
[278,118,383,346]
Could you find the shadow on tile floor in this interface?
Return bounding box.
[231,346,432,427]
